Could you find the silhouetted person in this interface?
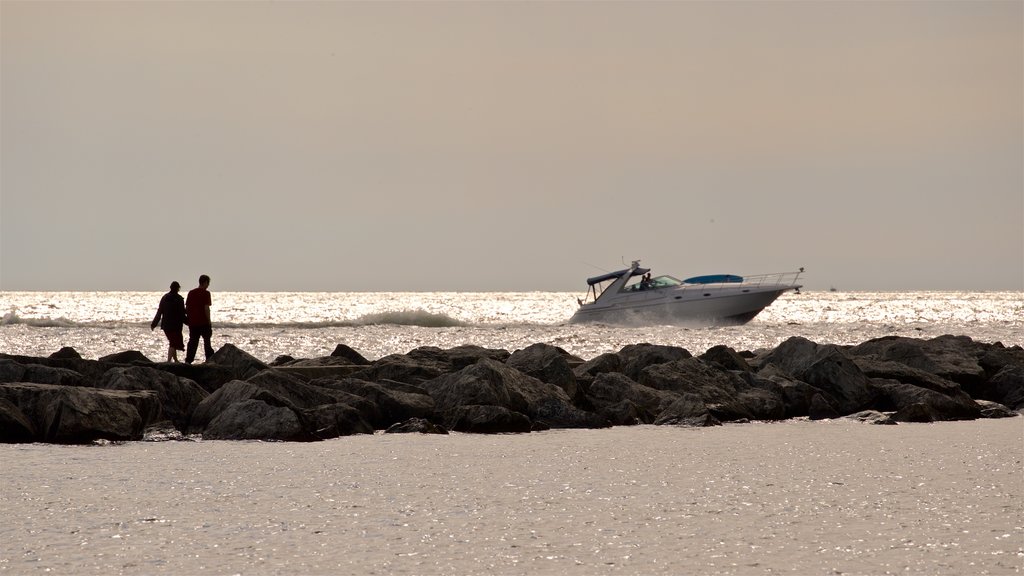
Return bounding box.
[151,281,186,363]
[185,274,215,364]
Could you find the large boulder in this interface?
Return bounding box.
[203,399,305,441]
[868,378,981,421]
[0,383,160,443]
[441,405,533,433]
[99,350,153,364]
[966,366,1024,410]
[0,359,86,387]
[212,344,269,380]
[618,343,692,381]
[330,343,372,365]
[299,403,374,439]
[700,345,753,373]
[310,378,435,429]
[638,358,785,421]
[849,335,987,387]
[756,337,878,415]
[585,372,678,425]
[507,343,579,400]
[0,397,36,442]
[157,362,236,394]
[100,366,209,431]
[422,359,606,430]
[653,393,721,427]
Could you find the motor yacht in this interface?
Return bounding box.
[570,260,803,325]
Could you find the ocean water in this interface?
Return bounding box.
[1,291,1022,575]
[1,290,1021,362]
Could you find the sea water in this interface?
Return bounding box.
[1,291,1022,575]
[2,290,1021,362]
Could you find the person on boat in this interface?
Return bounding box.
[151,281,187,363]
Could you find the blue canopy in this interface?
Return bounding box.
[683,274,744,284]
[587,267,650,286]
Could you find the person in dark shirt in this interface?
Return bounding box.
[151,281,187,363]
[184,274,215,364]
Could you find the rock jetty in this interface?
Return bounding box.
[1,335,1020,443]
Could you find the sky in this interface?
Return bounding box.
[1,1,1021,292]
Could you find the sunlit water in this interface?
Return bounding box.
[2,291,1021,362]
[2,291,1022,575]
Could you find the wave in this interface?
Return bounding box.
[1,309,468,329]
[1,311,81,328]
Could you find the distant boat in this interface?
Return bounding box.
[570,260,804,326]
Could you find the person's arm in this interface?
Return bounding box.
[151,301,162,331]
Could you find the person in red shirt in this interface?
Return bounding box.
[185,274,215,364]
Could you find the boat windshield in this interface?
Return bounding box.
[623,275,682,292]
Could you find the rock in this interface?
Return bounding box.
[966,366,1024,410]
[98,350,153,364]
[653,393,721,427]
[585,372,677,424]
[212,343,269,380]
[154,362,236,394]
[0,397,36,442]
[0,383,160,443]
[868,378,981,421]
[573,353,622,386]
[844,410,897,425]
[0,359,85,387]
[385,417,448,434]
[49,347,82,360]
[100,366,209,431]
[352,353,451,386]
[700,345,753,372]
[203,399,305,441]
[507,343,579,400]
[423,358,606,430]
[808,393,840,420]
[310,378,435,429]
[0,359,26,383]
[757,337,877,415]
[975,399,1018,418]
[300,403,374,439]
[849,335,987,387]
[639,358,785,421]
[892,402,937,423]
[618,343,692,381]
[330,344,371,365]
[441,405,533,433]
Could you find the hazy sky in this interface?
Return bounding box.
[2,1,1021,292]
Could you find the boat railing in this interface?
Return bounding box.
[675,268,804,293]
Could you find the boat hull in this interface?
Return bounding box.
[569,286,791,326]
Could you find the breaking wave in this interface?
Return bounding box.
[1,310,80,328]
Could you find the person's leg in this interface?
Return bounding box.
[166,345,174,363]
[185,326,200,364]
[202,325,215,361]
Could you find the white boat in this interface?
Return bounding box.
[570,260,804,326]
